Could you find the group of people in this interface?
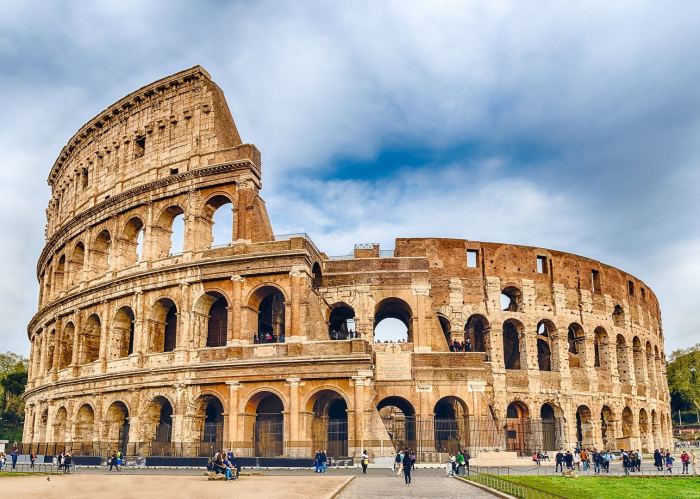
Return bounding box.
[253,331,285,344]
[206,449,239,481]
[448,338,473,352]
[393,448,416,486]
[108,450,124,471]
[554,449,614,473]
[314,449,329,472]
[446,449,471,475]
[55,451,73,473]
[655,448,696,474]
[0,448,18,471]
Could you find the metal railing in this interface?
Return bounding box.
[459,473,566,499]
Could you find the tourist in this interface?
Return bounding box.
[564,450,573,470]
[29,450,37,469]
[222,454,237,480]
[602,450,612,473]
[314,449,321,472]
[621,450,630,475]
[109,451,120,471]
[321,449,328,473]
[394,450,403,474]
[654,449,663,471]
[446,453,455,476]
[573,450,581,470]
[402,450,412,486]
[456,450,465,475]
[532,451,541,466]
[541,451,550,461]
[62,452,72,474]
[580,448,589,471]
[464,337,472,352]
[635,449,642,472]
[665,451,674,474]
[592,449,602,474]
[681,451,690,475]
[555,450,564,472]
[361,449,369,474]
[56,451,64,471]
[464,449,471,472]
[10,448,17,471]
[409,449,417,470]
[0,451,6,471]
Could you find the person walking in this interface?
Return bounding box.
[665,451,674,474]
[395,449,404,476]
[361,450,369,474]
[654,449,663,471]
[10,448,18,471]
[402,450,412,486]
[681,451,690,475]
[109,452,120,472]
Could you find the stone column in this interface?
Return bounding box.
[51,318,62,381]
[98,301,109,372]
[71,310,82,375]
[412,281,431,352]
[352,375,367,454]
[288,270,304,341]
[230,275,244,344]
[131,290,146,367]
[226,381,241,446]
[38,327,48,380]
[286,377,301,456]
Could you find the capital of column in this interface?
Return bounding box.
[230,275,245,283]
[226,380,242,389]
[286,377,301,387]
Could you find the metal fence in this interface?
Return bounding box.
[459,473,567,499]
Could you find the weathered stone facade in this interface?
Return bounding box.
[23,66,672,460]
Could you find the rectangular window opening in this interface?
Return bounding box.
[536,255,548,274]
[169,168,179,175]
[591,269,601,294]
[466,249,478,268]
[81,169,89,189]
[641,288,646,301]
[134,136,146,158]
[628,280,635,296]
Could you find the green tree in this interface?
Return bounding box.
[667,344,700,414]
[0,351,28,441]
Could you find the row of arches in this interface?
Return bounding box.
[41,195,235,304]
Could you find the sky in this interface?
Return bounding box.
[1,0,700,355]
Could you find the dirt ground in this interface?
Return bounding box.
[0,473,354,499]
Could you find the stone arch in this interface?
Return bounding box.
[621,406,634,440]
[154,205,185,258]
[307,388,349,457]
[194,394,225,449]
[74,403,95,443]
[143,395,174,448]
[374,297,413,343]
[204,193,234,248]
[433,396,469,453]
[248,285,286,343]
[55,254,66,294]
[120,216,145,266]
[45,329,56,372]
[37,406,49,443]
[465,314,490,355]
[377,396,416,451]
[244,390,285,457]
[600,405,616,449]
[567,323,586,368]
[149,298,177,353]
[500,286,522,312]
[104,401,130,454]
[328,302,356,340]
[651,409,660,449]
[575,405,594,448]
[92,229,112,276]
[632,337,645,387]
[540,402,564,452]
[69,241,85,286]
[503,319,524,370]
[312,262,322,290]
[53,406,68,443]
[505,401,530,455]
[616,334,631,384]
[111,306,135,359]
[645,341,655,390]
[437,314,452,347]
[639,408,650,452]
[79,314,101,364]
[58,321,75,369]
[193,291,229,348]
[536,320,555,371]
[594,327,610,369]
[612,304,625,327]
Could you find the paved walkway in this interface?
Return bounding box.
[337,472,495,498]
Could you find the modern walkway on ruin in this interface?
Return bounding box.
[337,472,495,498]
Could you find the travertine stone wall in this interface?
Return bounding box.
[23,67,672,459]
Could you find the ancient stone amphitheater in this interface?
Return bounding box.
[23,66,672,462]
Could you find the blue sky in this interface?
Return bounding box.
[1,0,699,355]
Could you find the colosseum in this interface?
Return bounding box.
[22,66,672,463]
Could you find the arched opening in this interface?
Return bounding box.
[540,403,562,451]
[105,401,130,456]
[204,293,229,348]
[328,303,356,340]
[75,404,95,444]
[505,401,530,456]
[567,323,585,368]
[465,314,489,354]
[154,205,185,258]
[111,307,135,359]
[616,334,631,384]
[197,395,224,455]
[600,405,615,449]
[45,330,55,372]
[250,286,286,344]
[79,314,101,365]
[536,321,554,371]
[92,229,112,275]
[207,195,233,247]
[632,337,645,386]
[621,406,634,441]
[434,396,469,453]
[651,409,659,449]
[37,408,48,443]
[312,263,322,289]
[149,298,177,353]
[639,408,650,452]
[53,407,68,443]
[645,342,655,390]
[250,392,284,457]
[437,315,453,349]
[374,298,413,343]
[146,396,173,455]
[503,319,524,369]
[575,405,594,448]
[69,242,85,286]
[309,390,348,458]
[121,217,145,266]
[500,286,522,312]
[55,255,66,294]
[594,327,609,369]
[612,305,625,327]
[377,396,416,451]
[58,322,75,370]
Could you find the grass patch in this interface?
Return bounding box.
[0,472,47,477]
[488,475,700,499]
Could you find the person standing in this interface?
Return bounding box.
[681,451,690,475]
[10,448,18,471]
[29,450,37,470]
[555,450,564,472]
[320,449,328,473]
[361,450,369,474]
[402,450,412,486]
[456,450,465,475]
[654,449,662,471]
[314,449,321,473]
[665,451,674,474]
[395,449,404,476]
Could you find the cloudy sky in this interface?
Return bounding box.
[1,1,699,355]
